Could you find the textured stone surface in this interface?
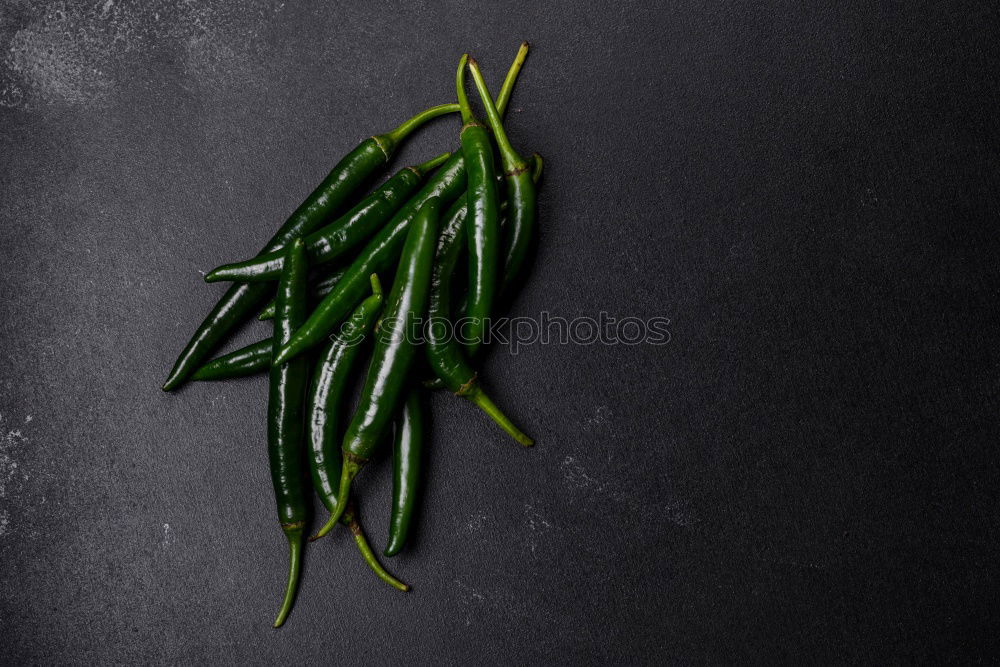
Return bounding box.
[1,1,997,662]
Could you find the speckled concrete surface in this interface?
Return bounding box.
[1,1,997,663]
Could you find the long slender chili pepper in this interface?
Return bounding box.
[259,268,346,321]
[191,339,271,381]
[308,274,384,538]
[272,156,465,365]
[342,499,409,591]
[385,389,424,556]
[456,53,500,357]
[301,274,409,589]
[161,103,459,392]
[422,152,542,391]
[424,196,533,445]
[318,197,441,535]
[268,238,310,628]
[273,50,527,366]
[467,59,537,299]
[206,154,451,284]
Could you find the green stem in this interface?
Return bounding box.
[495,42,529,115]
[369,273,382,298]
[385,103,461,145]
[414,152,452,176]
[456,54,475,124]
[465,386,534,446]
[343,503,410,592]
[311,456,363,539]
[273,523,304,628]
[467,58,528,172]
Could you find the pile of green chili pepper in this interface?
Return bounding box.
[163,43,542,627]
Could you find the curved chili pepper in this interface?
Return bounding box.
[268,238,310,628]
[273,47,528,366]
[258,267,347,321]
[308,274,384,537]
[422,151,542,392]
[456,53,500,357]
[342,499,409,591]
[384,389,425,556]
[467,59,537,300]
[424,197,532,445]
[191,339,271,381]
[272,157,465,365]
[206,153,451,284]
[161,103,459,392]
[500,151,543,296]
[319,197,441,535]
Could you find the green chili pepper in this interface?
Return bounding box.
[467,59,537,299]
[424,197,533,445]
[161,103,459,392]
[308,274,384,537]
[384,389,425,556]
[258,268,347,321]
[342,499,409,591]
[318,197,441,536]
[191,339,271,381]
[302,274,409,590]
[272,157,465,365]
[267,238,310,628]
[422,151,542,392]
[456,53,500,357]
[273,46,529,366]
[205,154,450,284]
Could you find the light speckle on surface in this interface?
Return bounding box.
[1,415,29,500]
[1,0,283,109]
[560,455,697,526]
[466,513,489,532]
[161,523,173,548]
[582,405,612,430]
[524,504,554,558]
[0,509,9,538]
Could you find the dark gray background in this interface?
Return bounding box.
[2,0,997,663]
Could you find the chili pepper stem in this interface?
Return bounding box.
[495,42,529,114]
[467,58,529,173]
[312,457,363,539]
[456,54,475,125]
[384,103,461,147]
[344,508,410,592]
[465,386,534,446]
[273,522,304,628]
[414,152,452,176]
[531,153,544,183]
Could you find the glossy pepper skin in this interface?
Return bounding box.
[259,267,346,321]
[424,196,533,446]
[341,499,409,591]
[319,197,441,534]
[206,154,451,284]
[302,275,409,590]
[272,49,528,367]
[161,103,459,392]
[308,275,384,537]
[268,238,310,628]
[456,53,500,357]
[272,157,466,365]
[191,339,271,381]
[384,389,425,556]
[468,59,537,301]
